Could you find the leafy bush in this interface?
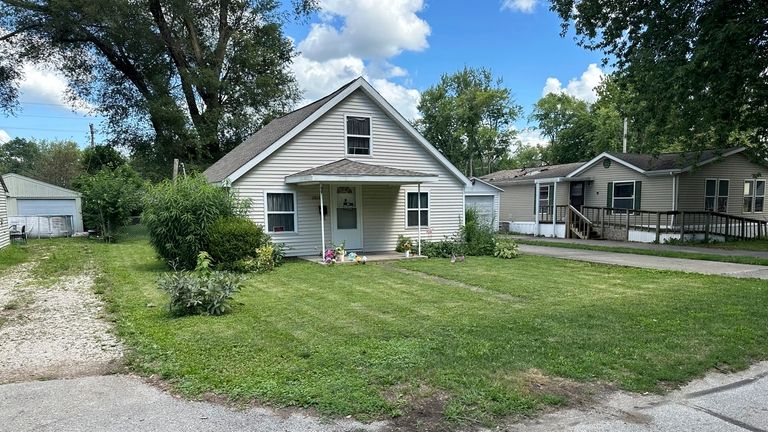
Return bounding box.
[460,207,497,256]
[72,165,145,241]
[142,175,250,269]
[158,252,243,316]
[494,238,520,259]
[208,217,268,268]
[422,236,466,258]
[395,235,413,252]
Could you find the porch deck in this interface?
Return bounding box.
[299,251,427,264]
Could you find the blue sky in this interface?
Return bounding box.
[0,0,606,149]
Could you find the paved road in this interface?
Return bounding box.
[519,244,768,279]
[507,362,768,432]
[511,236,768,260]
[0,374,385,432]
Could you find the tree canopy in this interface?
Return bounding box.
[0,0,317,172]
[0,137,82,188]
[550,0,768,153]
[417,67,522,177]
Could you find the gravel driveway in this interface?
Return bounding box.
[0,262,123,383]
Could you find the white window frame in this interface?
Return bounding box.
[705,178,729,212]
[538,184,551,215]
[612,180,636,212]
[405,190,430,228]
[743,179,765,213]
[344,114,373,157]
[264,191,298,234]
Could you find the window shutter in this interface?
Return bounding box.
[549,186,554,209]
[634,181,642,209]
[606,182,613,207]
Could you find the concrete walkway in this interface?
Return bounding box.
[507,361,768,432]
[519,244,768,279]
[512,235,768,260]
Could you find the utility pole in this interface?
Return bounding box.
[173,158,179,182]
[89,123,95,148]
[622,117,628,153]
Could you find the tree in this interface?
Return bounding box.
[0,137,40,175]
[417,67,522,177]
[81,144,127,174]
[531,93,595,164]
[502,144,545,169]
[550,0,768,153]
[34,140,82,189]
[0,0,317,169]
[72,165,144,241]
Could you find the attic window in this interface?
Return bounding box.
[346,116,371,155]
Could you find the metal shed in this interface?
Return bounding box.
[1,173,84,237]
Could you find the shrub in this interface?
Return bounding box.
[142,175,250,269]
[72,165,144,242]
[208,217,268,268]
[422,236,466,258]
[395,235,414,253]
[157,252,243,316]
[460,207,496,256]
[494,239,520,259]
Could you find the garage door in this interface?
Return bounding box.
[466,195,495,227]
[18,199,77,217]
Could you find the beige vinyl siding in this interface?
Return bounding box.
[497,182,568,222]
[0,194,9,249]
[580,158,674,211]
[677,153,768,220]
[233,89,465,256]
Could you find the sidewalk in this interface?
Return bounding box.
[511,235,768,259]
[518,244,768,279]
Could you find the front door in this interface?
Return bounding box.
[331,185,363,250]
[570,181,585,210]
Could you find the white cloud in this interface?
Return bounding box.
[541,63,605,103]
[515,128,548,148]
[501,0,538,13]
[291,0,428,120]
[298,0,430,62]
[17,64,93,114]
[0,129,10,144]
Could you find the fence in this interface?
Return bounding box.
[9,215,75,238]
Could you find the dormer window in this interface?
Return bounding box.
[346,115,371,155]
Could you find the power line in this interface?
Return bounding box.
[0,114,97,120]
[0,125,89,133]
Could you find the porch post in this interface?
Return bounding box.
[552,181,558,236]
[417,183,422,256]
[319,183,326,259]
[534,181,541,236]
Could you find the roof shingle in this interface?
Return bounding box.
[287,159,435,179]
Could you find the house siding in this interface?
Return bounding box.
[232,89,465,256]
[465,180,501,228]
[0,193,9,249]
[579,158,674,211]
[497,182,568,222]
[677,153,768,220]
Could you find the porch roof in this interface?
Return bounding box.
[285,159,437,184]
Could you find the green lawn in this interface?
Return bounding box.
[28,234,768,427]
[513,238,768,266]
[0,243,30,272]
[694,238,768,252]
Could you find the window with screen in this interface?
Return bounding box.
[705,179,729,212]
[406,192,429,227]
[612,181,635,210]
[266,193,296,232]
[346,116,371,155]
[744,179,765,213]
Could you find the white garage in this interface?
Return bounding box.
[2,173,84,237]
[0,177,9,249]
[465,177,502,230]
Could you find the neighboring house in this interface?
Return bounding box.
[0,176,9,249]
[483,147,768,242]
[2,173,84,237]
[465,177,502,228]
[204,77,470,257]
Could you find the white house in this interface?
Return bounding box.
[2,173,84,237]
[0,176,9,249]
[205,77,470,258]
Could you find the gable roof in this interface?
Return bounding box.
[1,173,81,197]
[468,177,504,192]
[204,79,357,183]
[481,162,586,185]
[289,158,434,178]
[204,77,470,186]
[568,147,748,178]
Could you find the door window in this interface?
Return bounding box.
[336,186,357,229]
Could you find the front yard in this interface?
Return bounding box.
[17,232,768,427]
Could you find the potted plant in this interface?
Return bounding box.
[396,235,413,258]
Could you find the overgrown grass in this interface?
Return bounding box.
[28,235,768,427]
[513,238,768,266]
[0,244,30,273]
